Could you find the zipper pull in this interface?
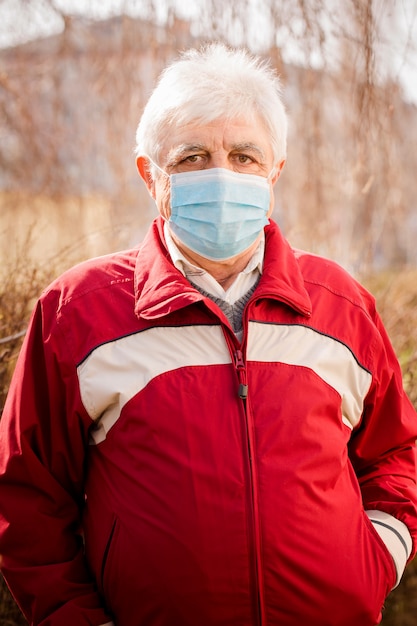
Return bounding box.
[234,349,248,400]
[234,349,245,369]
[238,383,248,400]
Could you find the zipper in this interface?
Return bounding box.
[232,345,264,626]
[211,287,309,624]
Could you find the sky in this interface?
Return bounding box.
[1,0,416,103]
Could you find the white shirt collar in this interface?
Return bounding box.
[163,221,264,304]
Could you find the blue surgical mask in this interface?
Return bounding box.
[167,167,271,261]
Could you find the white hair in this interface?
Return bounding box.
[135,43,287,166]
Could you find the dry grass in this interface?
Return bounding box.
[0,580,26,626]
[0,266,416,624]
[0,240,54,414]
[362,270,417,409]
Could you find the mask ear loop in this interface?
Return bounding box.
[267,166,278,182]
[145,157,173,223]
[147,157,169,179]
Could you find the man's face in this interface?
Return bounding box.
[139,114,284,221]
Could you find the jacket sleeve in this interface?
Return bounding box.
[348,303,417,586]
[0,296,112,626]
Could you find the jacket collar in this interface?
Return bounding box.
[134,218,204,320]
[134,217,311,320]
[256,221,312,317]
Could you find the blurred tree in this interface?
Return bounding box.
[0,0,416,271]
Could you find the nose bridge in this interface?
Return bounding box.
[210,148,230,170]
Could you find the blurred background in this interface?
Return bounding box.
[1,0,417,275]
[0,1,417,624]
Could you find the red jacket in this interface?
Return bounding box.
[1,218,416,626]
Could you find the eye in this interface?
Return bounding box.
[237,154,253,164]
[232,152,263,173]
[173,154,206,172]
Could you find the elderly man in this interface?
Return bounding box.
[0,43,416,626]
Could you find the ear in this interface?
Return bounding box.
[267,159,286,218]
[136,156,156,198]
[270,159,286,186]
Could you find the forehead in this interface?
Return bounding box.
[160,115,273,159]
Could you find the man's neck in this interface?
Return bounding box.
[169,230,263,290]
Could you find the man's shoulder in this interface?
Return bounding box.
[293,248,375,310]
[40,247,140,310]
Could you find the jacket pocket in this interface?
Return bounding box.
[362,510,397,600]
[100,515,119,594]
